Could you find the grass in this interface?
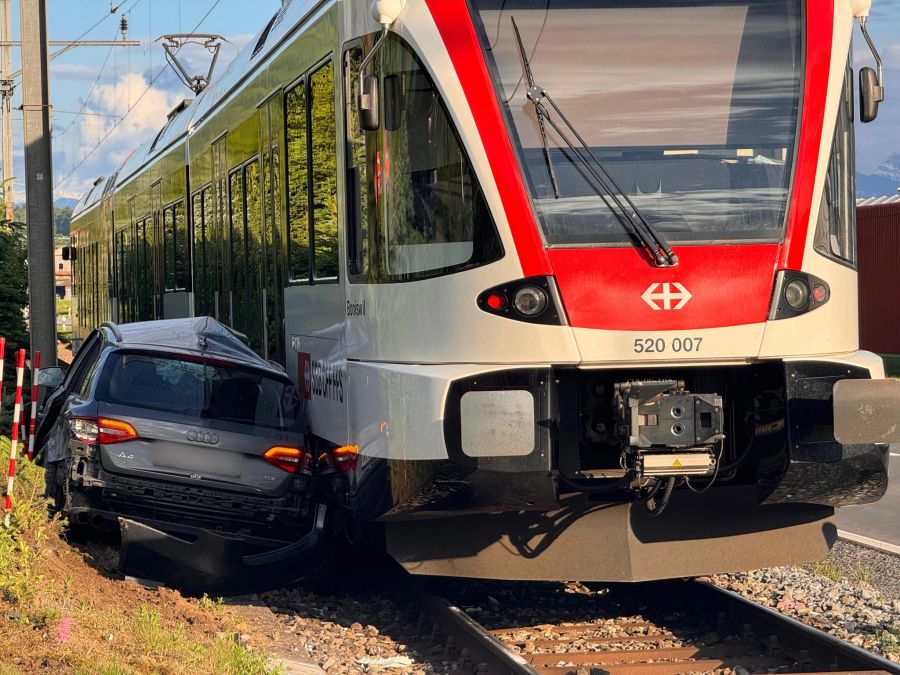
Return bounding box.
[811,559,843,583]
[199,592,225,612]
[0,437,280,674]
[878,626,900,657]
[115,605,277,674]
[0,441,62,608]
[849,562,875,586]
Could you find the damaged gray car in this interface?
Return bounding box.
[34,318,324,592]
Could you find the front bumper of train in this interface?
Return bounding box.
[359,354,893,521]
[375,354,896,582]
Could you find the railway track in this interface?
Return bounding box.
[407,578,900,675]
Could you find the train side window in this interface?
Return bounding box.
[192,191,205,300]
[163,200,188,291]
[192,186,214,312]
[310,61,338,281]
[343,35,502,283]
[814,65,856,268]
[203,186,214,310]
[285,79,310,282]
[344,45,372,279]
[229,168,247,328]
[163,205,176,291]
[174,201,188,290]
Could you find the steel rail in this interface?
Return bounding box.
[681,579,900,674]
[408,578,899,675]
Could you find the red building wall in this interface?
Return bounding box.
[857,202,900,355]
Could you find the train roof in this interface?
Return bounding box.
[71,0,325,221]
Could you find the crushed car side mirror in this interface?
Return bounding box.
[36,366,65,388]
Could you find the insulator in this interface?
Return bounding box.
[120,15,128,40]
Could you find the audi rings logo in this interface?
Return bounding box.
[186,430,219,445]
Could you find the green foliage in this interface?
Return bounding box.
[12,204,73,237]
[811,559,843,583]
[123,604,279,674]
[207,636,280,675]
[0,447,61,607]
[199,592,225,612]
[879,626,900,656]
[55,206,73,237]
[0,221,28,357]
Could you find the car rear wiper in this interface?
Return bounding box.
[510,17,678,267]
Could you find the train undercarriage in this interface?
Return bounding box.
[358,357,894,581]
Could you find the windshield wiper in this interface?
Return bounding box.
[511,18,559,199]
[509,17,678,267]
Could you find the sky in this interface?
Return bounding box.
[2,0,899,202]
[856,0,900,174]
[4,0,279,201]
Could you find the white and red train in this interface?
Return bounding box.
[69,0,897,580]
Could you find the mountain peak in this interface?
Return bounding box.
[872,153,900,181]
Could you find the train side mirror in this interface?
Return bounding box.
[859,66,883,123]
[359,74,380,131]
[61,245,72,261]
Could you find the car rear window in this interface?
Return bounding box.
[95,352,302,430]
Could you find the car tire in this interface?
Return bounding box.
[44,460,66,512]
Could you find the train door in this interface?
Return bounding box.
[283,57,345,440]
[259,95,285,363]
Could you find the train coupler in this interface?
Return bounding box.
[614,379,724,449]
[614,380,724,481]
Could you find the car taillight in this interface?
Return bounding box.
[71,418,99,443]
[332,444,360,472]
[71,417,138,444]
[263,446,305,473]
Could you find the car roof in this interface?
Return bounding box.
[99,317,287,379]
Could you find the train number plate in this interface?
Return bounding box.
[633,337,703,354]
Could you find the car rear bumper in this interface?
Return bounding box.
[69,460,313,543]
[116,505,327,594]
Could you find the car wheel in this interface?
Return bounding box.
[44,460,66,512]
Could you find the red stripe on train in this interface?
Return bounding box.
[779,2,834,270]
[424,0,551,278]
[550,245,778,331]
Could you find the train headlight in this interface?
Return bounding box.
[784,279,810,310]
[514,286,548,316]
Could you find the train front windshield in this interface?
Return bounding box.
[470,0,803,246]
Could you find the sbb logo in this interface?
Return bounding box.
[299,352,312,400]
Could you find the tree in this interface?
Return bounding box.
[12,204,73,237]
[0,221,29,360]
[54,206,73,237]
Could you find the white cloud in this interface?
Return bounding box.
[52,70,184,195]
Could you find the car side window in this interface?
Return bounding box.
[65,332,103,393]
[77,357,103,398]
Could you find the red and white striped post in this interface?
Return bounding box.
[26,351,40,461]
[4,349,26,527]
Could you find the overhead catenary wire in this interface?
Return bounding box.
[55,0,224,191]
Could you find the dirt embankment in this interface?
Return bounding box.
[0,457,275,675]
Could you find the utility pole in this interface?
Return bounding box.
[0,4,137,223]
[20,0,55,361]
[1,0,13,222]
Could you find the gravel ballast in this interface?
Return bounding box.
[221,540,900,673]
[713,539,900,663]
